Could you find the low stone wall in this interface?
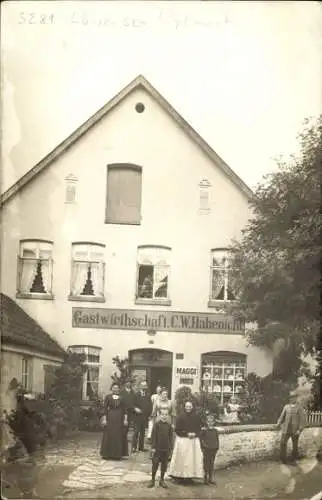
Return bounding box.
[215,424,322,470]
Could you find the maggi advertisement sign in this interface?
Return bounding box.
[72,308,245,334]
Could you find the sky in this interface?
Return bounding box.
[1,0,322,193]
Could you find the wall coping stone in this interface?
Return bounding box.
[215,423,322,434]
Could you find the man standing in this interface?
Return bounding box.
[121,380,136,456]
[132,381,152,452]
[277,391,306,464]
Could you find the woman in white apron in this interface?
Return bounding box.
[168,400,203,483]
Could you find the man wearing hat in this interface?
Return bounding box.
[277,391,306,464]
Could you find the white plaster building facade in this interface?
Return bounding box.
[0,75,273,401]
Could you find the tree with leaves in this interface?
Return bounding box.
[230,116,321,406]
[111,356,135,388]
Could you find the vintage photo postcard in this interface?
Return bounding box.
[1,1,321,498]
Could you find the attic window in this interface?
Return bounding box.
[135,103,145,113]
[65,174,78,203]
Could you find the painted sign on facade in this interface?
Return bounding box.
[175,367,199,378]
[179,378,194,385]
[72,308,245,333]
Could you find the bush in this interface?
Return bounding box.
[48,351,86,431]
[174,386,220,421]
[175,386,199,416]
[6,351,87,456]
[237,372,264,423]
[79,399,105,432]
[5,391,72,455]
[259,375,296,422]
[308,350,322,410]
[238,372,297,424]
[5,390,49,456]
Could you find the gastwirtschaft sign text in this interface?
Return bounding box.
[72,308,245,334]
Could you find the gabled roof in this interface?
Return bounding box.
[0,75,253,206]
[0,293,65,358]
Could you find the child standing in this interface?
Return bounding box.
[148,409,173,488]
[200,413,219,485]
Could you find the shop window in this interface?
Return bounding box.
[68,345,102,401]
[69,243,105,301]
[201,351,246,405]
[105,164,142,225]
[21,357,33,391]
[136,246,171,305]
[17,240,53,298]
[199,179,211,213]
[209,248,237,304]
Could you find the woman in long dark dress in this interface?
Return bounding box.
[100,383,128,460]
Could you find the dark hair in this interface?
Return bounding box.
[111,382,120,389]
[161,387,168,393]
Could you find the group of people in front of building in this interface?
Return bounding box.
[100,379,221,488]
[100,380,307,488]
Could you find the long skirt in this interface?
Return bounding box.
[168,436,204,479]
[100,408,124,460]
[122,425,129,456]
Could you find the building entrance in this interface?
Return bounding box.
[129,348,173,397]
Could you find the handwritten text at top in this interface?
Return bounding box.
[18,11,231,29]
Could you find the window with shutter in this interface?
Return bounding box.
[105,164,142,225]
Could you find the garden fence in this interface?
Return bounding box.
[306,411,322,425]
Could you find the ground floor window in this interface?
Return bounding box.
[201,351,246,405]
[68,345,102,401]
[86,366,99,400]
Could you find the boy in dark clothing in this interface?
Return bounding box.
[148,409,173,488]
[200,413,219,485]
